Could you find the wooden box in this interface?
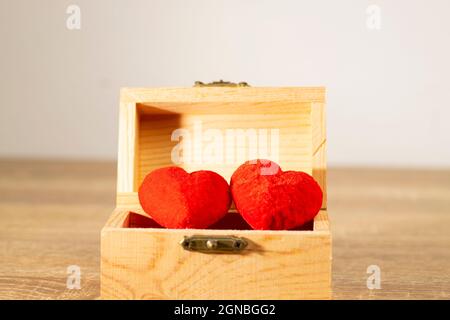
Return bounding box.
[101,86,331,299]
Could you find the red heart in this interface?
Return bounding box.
[230,160,323,230]
[138,167,231,229]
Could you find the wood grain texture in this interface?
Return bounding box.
[101,209,331,300]
[0,160,115,300]
[137,111,314,186]
[120,87,326,104]
[1,160,449,299]
[313,144,327,209]
[117,102,139,193]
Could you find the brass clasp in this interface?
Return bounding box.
[180,235,248,253]
[194,80,250,87]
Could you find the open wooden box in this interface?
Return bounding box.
[101,86,331,299]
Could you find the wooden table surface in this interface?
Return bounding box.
[0,160,449,300]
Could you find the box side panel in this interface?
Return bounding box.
[313,142,327,209]
[311,102,326,208]
[101,227,331,300]
[311,102,326,153]
[117,102,139,193]
[313,210,329,232]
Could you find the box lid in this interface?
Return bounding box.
[116,86,326,209]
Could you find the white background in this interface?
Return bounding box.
[1,0,449,167]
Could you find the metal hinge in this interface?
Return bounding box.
[194,80,250,87]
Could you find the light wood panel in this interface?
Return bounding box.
[137,112,314,186]
[121,87,326,104]
[101,209,331,300]
[138,101,312,115]
[313,143,327,208]
[117,102,139,193]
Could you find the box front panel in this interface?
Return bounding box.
[101,227,331,300]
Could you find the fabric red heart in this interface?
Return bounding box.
[230,159,323,230]
[138,167,231,229]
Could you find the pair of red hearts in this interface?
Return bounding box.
[138,160,323,230]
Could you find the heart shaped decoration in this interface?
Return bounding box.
[230,160,323,230]
[138,167,231,229]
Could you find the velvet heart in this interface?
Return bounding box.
[230,160,323,230]
[138,167,231,229]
